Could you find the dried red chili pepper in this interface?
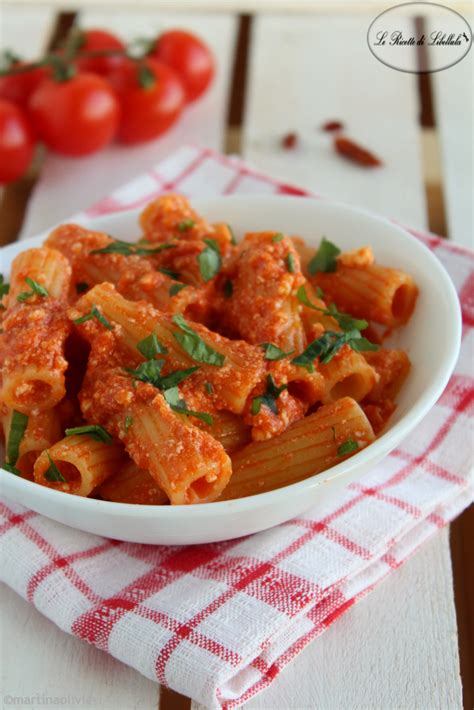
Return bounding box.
[334,136,382,167]
[321,120,344,132]
[281,132,298,149]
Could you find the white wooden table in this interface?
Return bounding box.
[1,4,472,709]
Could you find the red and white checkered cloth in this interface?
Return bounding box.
[1,145,473,708]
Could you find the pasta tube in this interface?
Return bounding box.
[221,397,375,499]
[1,407,61,479]
[34,434,126,496]
[71,283,265,414]
[80,363,232,505]
[219,232,306,351]
[96,460,169,505]
[310,264,418,327]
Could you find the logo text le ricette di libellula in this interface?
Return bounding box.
[367,2,472,73]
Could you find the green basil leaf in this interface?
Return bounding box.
[2,462,21,476]
[0,274,10,298]
[6,410,28,465]
[169,283,187,297]
[198,239,222,282]
[137,333,168,359]
[158,267,180,280]
[287,253,296,273]
[349,336,379,353]
[124,416,133,433]
[65,424,113,444]
[307,238,341,274]
[205,382,213,394]
[158,366,200,391]
[17,278,49,303]
[73,304,114,331]
[177,219,196,232]
[337,439,359,456]
[44,452,67,482]
[172,314,225,366]
[251,375,287,415]
[163,387,213,425]
[125,359,165,387]
[227,224,237,245]
[261,343,294,360]
[272,233,284,242]
[91,240,175,257]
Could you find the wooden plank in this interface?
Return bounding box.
[0,581,160,708]
[429,22,473,249]
[20,10,238,239]
[240,530,463,710]
[243,14,427,230]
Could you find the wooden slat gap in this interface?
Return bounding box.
[225,13,252,154]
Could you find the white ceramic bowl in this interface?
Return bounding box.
[0,196,461,544]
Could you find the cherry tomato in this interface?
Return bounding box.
[29,72,119,156]
[0,99,35,183]
[108,58,185,144]
[151,30,214,102]
[73,28,127,77]
[0,62,48,109]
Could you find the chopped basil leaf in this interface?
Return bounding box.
[251,375,287,415]
[307,238,340,274]
[228,224,237,245]
[172,314,225,366]
[17,278,49,303]
[261,343,294,360]
[91,240,175,257]
[158,267,180,280]
[205,382,213,395]
[125,359,165,387]
[316,286,325,299]
[163,387,213,425]
[169,283,187,297]
[223,280,233,298]
[126,359,198,391]
[198,239,221,282]
[292,329,378,370]
[158,366,200,391]
[73,304,114,331]
[44,452,67,482]
[272,233,284,243]
[349,336,379,353]
[337,439,359,456]
[137,333,168,359]
[2,462,21,476]
[0,274,10,298]
[287,253,296,273]
[65,424,113,444]
[296,285,368,332]
[6,410,28,465]
[124,415,133,433]
[324,303,368,332]
[177,219,196,232]
[75,282,89,294]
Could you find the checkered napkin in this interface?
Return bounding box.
[1,145,473,709]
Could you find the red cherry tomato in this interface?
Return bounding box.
[0,99,35,183]
[108,58,185,144]
[29,72,119,156]
[151,30,214,102]
[0,62,48,109]
[74,28,127,77]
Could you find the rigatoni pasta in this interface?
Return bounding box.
[1,193,418,504]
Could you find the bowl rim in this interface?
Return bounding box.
[0,194,462,520]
